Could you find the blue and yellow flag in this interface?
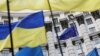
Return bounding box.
[0,11,47,51]
[0,0,100,11]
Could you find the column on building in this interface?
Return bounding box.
[76,15,93,54]
[74,18,85,56]
[60,19,69,56]
[65,39,76,56]
[63,14,77,56]
[74,19,82,36]
[45,23,56,56]
[91,10,100,30]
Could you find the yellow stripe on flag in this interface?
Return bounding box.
[0,0,100,11]
[0,27,46,51]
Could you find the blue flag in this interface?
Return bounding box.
[59,26,77,40]
[15,46,43,56]
[87,48,99,56]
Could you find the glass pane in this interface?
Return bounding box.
[55,27,60,32]
[89,27,96,33]
[2,16,13,20]
[53,18,59,25]
[86,18,93,25]
[76,15,84,25]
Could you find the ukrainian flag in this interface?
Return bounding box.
[0,11,47,51]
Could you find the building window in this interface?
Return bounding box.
[18,17,23,20]
[73,39,84,50]
[98,33,100,37]
[68,14,74,20]
[45,45,49,51]
[70,23,75,27]
[75,41,82,50]
[83,12,91,16]
[2,16,8,19]
[45,23,52,32]
[55,44,59,49]
[72,41,76,45]
[2,16,13,20]
[86,18,93,25]
[76,44,81,50]
[4,20,9,24]
[89,36,93,41]
[55,43,66,53]
[72,39,84,46]
[76,15,84,25]
[92,35,100,44]
[50,14,60,17]
[60,19,68,29]
[55,26,60,33]
[55,43,67,49]
[90,35,100,44]
[54,44,61,54]
[53,18,59,25]
[78,53,84,56]
[61,43,66,53]
[64,12,69,15]
[91,10,100,20]
[1,49,11,56]
[53,14,60,17]
[62,42,67,47]
[89,27,96,33]
[80,39,84,43]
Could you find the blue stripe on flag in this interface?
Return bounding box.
[18,11,44,28]
[15,46,43,56]
[0,22,17,40]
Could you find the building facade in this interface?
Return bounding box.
[0,10,100,56]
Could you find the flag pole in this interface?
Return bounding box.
[47,0,64,56]
[6,0,15,56]
[70,18,85,56]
